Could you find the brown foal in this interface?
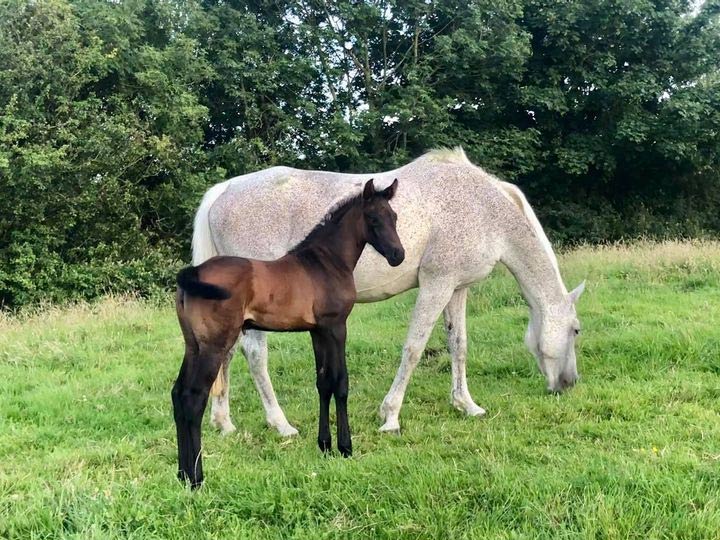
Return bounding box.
[172,178,405,488]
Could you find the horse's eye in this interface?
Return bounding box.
[574,329,580,336]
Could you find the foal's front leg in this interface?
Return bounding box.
[311,329,333,453]
[330,324,352,457]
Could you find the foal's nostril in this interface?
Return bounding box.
[389,248,405,266]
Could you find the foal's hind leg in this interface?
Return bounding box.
[210,343,238,435]
[173,343,228,488]
[444,287,486,418]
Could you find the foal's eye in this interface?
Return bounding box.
[574,328,580,336]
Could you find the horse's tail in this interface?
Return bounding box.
[192,180,231,265]
[177,266,231,300]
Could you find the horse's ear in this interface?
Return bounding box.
[363,178,376,200]
[568,280,586,304]
[382,178,398,200]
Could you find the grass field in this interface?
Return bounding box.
[1,241,720,539]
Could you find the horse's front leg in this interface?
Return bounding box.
[443,287,486,418]
[311,329,333,453]
[329,324,351,457]
[379,278,455,433]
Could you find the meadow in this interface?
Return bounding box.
[1,241,719,539]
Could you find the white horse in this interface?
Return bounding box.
[192,148,585,435]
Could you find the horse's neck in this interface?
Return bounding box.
[305,205,366,271]
[500,224,567,315]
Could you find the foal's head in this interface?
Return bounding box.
[361,178,405,267]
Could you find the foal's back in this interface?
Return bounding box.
[182,254,335,336]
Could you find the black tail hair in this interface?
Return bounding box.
[176,266,231,300]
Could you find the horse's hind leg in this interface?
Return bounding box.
[210,342,238,435]
[443,287,486,418]
[242,330,298,437]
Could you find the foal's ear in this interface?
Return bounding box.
[363,178,376,200]
[382,178,399,200]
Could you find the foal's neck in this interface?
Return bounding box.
[302,204,367,271]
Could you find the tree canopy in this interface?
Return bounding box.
[1,0,719,307]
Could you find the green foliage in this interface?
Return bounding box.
[0,0,212,307]
[1,0,719,306]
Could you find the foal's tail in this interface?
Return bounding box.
[177,266,231,300]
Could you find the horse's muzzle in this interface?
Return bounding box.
[548,373,579,394]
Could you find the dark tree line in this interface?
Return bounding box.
[1,0,719,307]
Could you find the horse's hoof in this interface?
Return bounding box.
[379,420,401,435]
[465,405,487,417]
[451,393,487,418]
[338,444,352,457]
[220,422,237,435]
[276,423,299,437]
[378,398,399,422]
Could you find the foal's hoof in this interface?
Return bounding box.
[178,470,203,490]
[338,444,352,458]
[318,437,332,453]
[190,479,203,490]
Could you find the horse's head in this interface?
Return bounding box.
[525,281,585,393]
[362,178,405,267]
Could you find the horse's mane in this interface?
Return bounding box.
[424,146,471,164]
[426,146,564,288]
[288,192,363,254]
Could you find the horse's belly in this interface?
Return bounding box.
[353,251,420,303]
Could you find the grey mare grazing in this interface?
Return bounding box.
[193,148,585,435]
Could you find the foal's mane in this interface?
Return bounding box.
[288,192,364,254]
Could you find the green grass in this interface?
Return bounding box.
[1,241,720,539]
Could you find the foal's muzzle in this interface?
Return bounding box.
[388,248,405,267]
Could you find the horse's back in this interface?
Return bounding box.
[208,167,372,260]
[202,152,529,299]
